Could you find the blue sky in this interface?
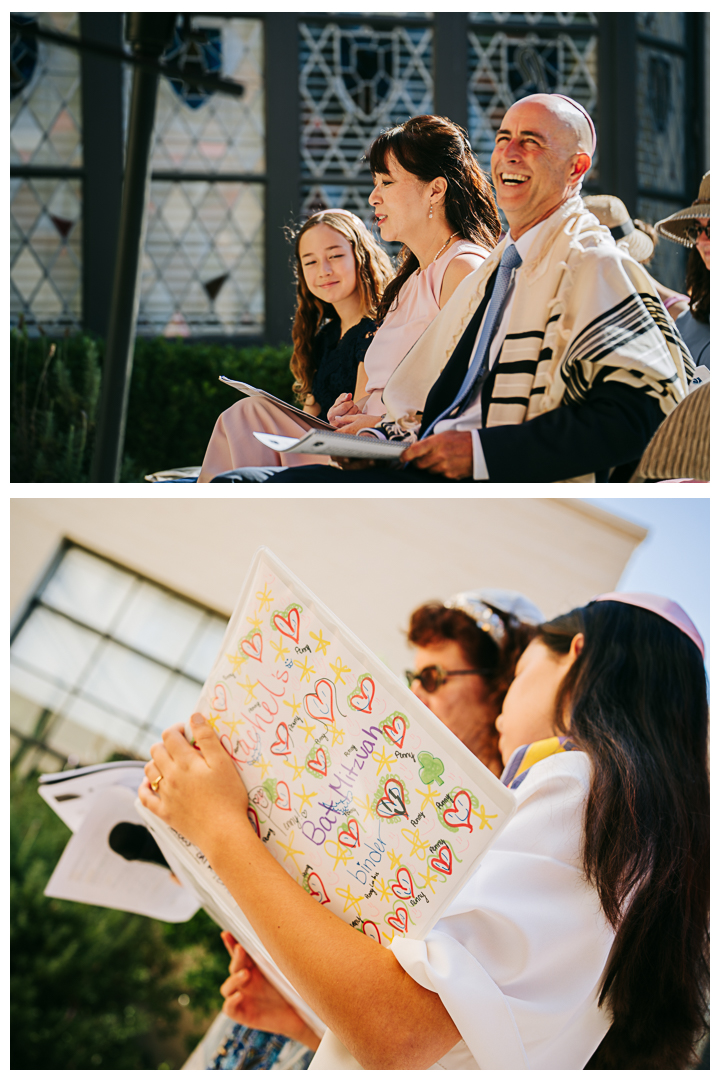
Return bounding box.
[584,498,710,664]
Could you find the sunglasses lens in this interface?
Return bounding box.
[420,667,442,692]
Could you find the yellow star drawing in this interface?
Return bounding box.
[246,609,263,632]
[293,656,315,683]
[417,867,439,895]
[275,830,305,874]
[255,584,274,612]
[401,827,430,860]
[387,848,403,871]
[371,745,395,776]
[324,840,355,872]
[206,711,221,733]
[283,693,303,716]
[335,884,364,918]
[330,726,346,747]
[221,713,245,737]
[297,719,316,742]
[294,784,317,812]
[252,755,272,780]
[414,784,440,811]
[354,793,375,823]
[239,676,259,704]
[309,628,330,656]
[375,876,392,903]
[284,756,305,781]
[270,637,289,661]
[329,656,351,685]
[473,804,499,830]
[225,651,248,676]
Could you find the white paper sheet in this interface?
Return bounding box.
[219,377,333,430]
[253,429,405,461]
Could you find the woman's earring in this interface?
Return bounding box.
[429,203,433,219]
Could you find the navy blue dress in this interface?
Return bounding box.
[309,316,376,422]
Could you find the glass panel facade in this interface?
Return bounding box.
[635,13,685,44]
[10,545,228,769]
[636,44,685,198]
[467,23,598,175]
[137,16,265,337]
[299,18,433,221]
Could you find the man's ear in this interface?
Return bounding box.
[569,632,585,660]
[570,152,592,185]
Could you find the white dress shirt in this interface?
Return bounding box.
[433,220,545,480]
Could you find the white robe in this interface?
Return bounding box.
[310,752,615,1070]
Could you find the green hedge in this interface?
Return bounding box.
[10,773,231,1069]
[10,328,294,483]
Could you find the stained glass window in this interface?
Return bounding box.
[467,19,598,176]
[138,16,265,337]
[299,18,433,225]
[10,545,228,772]
[11,13,83,333]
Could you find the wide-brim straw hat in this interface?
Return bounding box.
[654,172,710,247]
[583,195,655,262]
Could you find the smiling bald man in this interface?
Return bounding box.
[221,95,694,485]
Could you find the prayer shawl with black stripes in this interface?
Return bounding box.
[380,194,694,481]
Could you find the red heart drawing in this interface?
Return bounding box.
[443,790,474,832]
[270,722,291,756]
[349,675,375,713]
[306,746,328,777]
[376,778,408,819]
[338,819,360,848]
[274,780,291,811]
[272,606,301,643]
[362,920,381,944]
[429,844,453,876]
[391,866,415,900]
[386,907,408,934]
[247,806,260,837]
[303,679,336,724]
[211,684,227,711]
[240,633,263,662]
[382,713,406,748]
[307,872,330,905]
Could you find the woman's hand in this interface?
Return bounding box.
[327,393,361,427]
[219,932,320,1050]
[138,714,251,853]
[331,413,383,434]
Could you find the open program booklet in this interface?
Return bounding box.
[135,548,516,972]
[219,377,333,430]
[253,429,406,461]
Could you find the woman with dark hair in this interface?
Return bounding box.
[405,589,542,776]
[330,114,501,434]
[139,593,709,1069]
[655,173,710,368]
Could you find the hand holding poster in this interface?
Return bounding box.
[139,547,516,949]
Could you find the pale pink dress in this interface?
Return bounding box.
[199,240,487,479]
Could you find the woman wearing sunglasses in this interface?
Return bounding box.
[655,173,710,368]
[405,589,542,777]
[138,592,709,1069]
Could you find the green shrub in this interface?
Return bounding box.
[10,774,230,1069]
[10,330,294,483]
[10,326,101,483]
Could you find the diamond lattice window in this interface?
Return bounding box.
[299,19,433,226]
[11,13,83,333]
[467,18,598,177]
[138,16,265,338]
[10,545,228,772]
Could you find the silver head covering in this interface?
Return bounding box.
[444,589,545,647]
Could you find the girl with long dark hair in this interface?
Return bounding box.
[655,173,710,368]
[139,592,708,1068]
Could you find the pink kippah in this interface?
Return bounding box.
[553,94,597,155]
[590,592,704,658]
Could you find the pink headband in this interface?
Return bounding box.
[591,592,704,658]
[553,94,597,156]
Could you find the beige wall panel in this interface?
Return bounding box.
[11,499,645,677]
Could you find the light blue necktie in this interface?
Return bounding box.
[423,242,523,437]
